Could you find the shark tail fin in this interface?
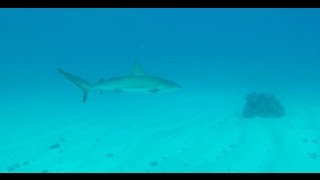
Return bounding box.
[57,68,92,103]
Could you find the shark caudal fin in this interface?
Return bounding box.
[57,68,92,103]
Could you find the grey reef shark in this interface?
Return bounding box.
[57,61,181,103]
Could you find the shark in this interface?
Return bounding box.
[57,62,181,103]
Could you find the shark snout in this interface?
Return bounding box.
[173,82,182,89]
[174,85,182,90]
[171,83,182,91]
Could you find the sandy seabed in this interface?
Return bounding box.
[1,90,320,173]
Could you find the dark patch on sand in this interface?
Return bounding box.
[172,136,177,139]
[49,143,61,150]
[59,137,66,142]
[242,92,285,118]
[7,167,15,172]
[183,163,190,167]
[308,153,317,159]
[150,161,158,167]
[7,163,20,172]
[106,153,114,158]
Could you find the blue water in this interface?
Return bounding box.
[1,8,320,173]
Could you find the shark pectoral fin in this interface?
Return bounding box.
[114,89,122,93]
[149,88,160,93]
[83,91,89,103]
[98,79,104,95]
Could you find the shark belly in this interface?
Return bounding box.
[95,76,166,93]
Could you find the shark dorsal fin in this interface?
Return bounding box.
[133,61,145,76]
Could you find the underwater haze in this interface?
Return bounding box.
[1,8,320,173]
